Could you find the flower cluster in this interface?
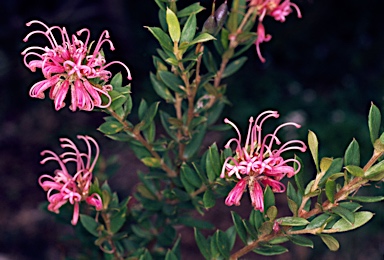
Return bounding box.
[221,110,307,212]
[249,0,302,62]
[22,20,131,111]
[38,135,103,225]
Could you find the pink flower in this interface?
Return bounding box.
[248,0,301,62]
[267,0,302,22]
[38,135,103,225]
[22,20,132,111]
[221,110,307,212]
[255,23,271,63]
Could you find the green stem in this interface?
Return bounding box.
[107,108,177,177]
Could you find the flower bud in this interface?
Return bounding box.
[214,1,228,32]
[202,15,217,35]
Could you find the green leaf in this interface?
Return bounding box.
[215,230,230,258]
[165,250,178,260]
[166,8,180,43]
[294,155,305,194]
[308,130,319,171]
[331,206,355,225]
[306,213,330,230]
[364,159,384,180]
[205,143,221,182]
[141,157,162,168]
[183,123,207,159]
[344,165,364,177]
[346,195,384,203]
[150,72,175,103]
[287,198,298,217]
[181,163,202,188]
[243,219,259,239]
[138,99,148,120]
[159,110,177,140]
[253,245,288,256]
[194,228,210,259]
[154,0,165,11]
[329,211,373,232]
[158,9,167,32]
[141,102,160,130]
[344,139,360,166]
[276,217,309,226]
[231,211,248,244]
[180,172,195,194]
[177,217,214,230]
[325,179,336,203]
[203,189,216,209]
[177,3,205,17]
[180,14,196,43]
[249,209,264,230]
[319,234,339,251]
[288,235,314,248]
[263,186,275,210]
[110,206,127,233]
[80,214,99,237]
[110,72,123,88]
[225,226,236,251]
[145,26,173,52]
[98,120,123,135]
[187,33,216,46]
[227,0,240,33]
[222,57,248,78]
[320,158,343,185]
[266,206,278,221]
[320,157,333,173]
[368,102,381,145]
[338,202,362,212]
[202,48,218,73]
[158,70,184,93]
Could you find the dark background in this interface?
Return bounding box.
[1,0,384,259]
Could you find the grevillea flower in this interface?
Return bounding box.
[220,110,307,212]
[248,0,301,62]
[38,135,103,225]
[22,20,132,111]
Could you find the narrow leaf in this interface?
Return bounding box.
[344,165,364,177]
[222,57,248,78]
[306,213,330,230]
[308,130,319,171]
[177,3,205,17]
[344,139,360,166]
[329,211,373,232]
[80,214,99,237]
[194,228,211,259]
[332,206,355,225]
[288,235,314,248]
[253,245,288,256]
[347,195,384,203]
[325,179,336,203]
[180,14,196,43]
[231,211,247,244]
[98,121,123,135]
[319,234,339,251]
[166,8,180,43]
[145,26,173,52]
[203,189,216,209]
[276,217,309,226]
[368,102,381,145]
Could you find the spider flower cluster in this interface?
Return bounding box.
[38,135,103,225]
[22,20,131,111]
[221,110,307,212]
[249,0,302,62]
